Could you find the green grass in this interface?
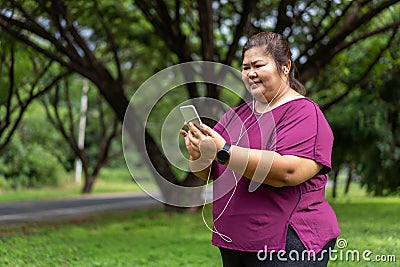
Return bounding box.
[325,184,399,266]
[0,176,398,266]
[0,208,220,267]
[329,200,399,266]
[0,196,398,267]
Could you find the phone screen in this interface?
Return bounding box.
[180,105,202,126]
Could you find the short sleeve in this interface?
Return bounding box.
[213,104,246,139]
[213,111,230,135]
[275,100,333,175]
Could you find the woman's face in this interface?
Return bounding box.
[241,46,284,103]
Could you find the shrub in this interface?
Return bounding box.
[1,137,65,189]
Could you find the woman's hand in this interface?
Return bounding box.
[189,123,226,153]
[180,123,219,175]
[180,125,201,160]
[180,122,226,159]
[194,124,226,153]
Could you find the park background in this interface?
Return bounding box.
[0,0,399,266]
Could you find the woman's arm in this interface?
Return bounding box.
[190,123,322,187]
[189,159,212,180]
[227,145,322,187]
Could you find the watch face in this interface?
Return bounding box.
[217,150,230,163]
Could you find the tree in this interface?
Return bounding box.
[356,67,400,195]
[0,0,186,205]
[325,26,400,196]
[0,102,67,189]
[1,0,399,203]
[41,77,122,193]
[0,39,70,153]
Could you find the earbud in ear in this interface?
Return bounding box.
[283,66,289,74]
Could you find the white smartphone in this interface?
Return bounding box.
[180,104,202,127]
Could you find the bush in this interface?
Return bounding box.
[1,137,65,189]
[0,175,10,190]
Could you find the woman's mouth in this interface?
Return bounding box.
[250,81,262,89]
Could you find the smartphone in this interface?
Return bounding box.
[180,104,202,127]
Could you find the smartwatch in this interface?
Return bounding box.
[217,143,231,164]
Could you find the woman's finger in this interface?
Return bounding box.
[199,123,215,137]
[190,141,200,152]
[189,122,205,136]
[180,130,188,137]
[188,130,199,145]
[183,123,190,131]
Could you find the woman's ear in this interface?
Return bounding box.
[283,66,288,74]
[282,60,291,74]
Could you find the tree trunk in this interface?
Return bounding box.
[332,168,339,199]
[344,163,353,195]
[82,174,96,194]
[95,79,205,209]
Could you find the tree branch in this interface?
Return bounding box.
[8,0,83,65]
[335,22,400,54]
[63,80,78,151]
[223,0,258,65]
[93,0,122,83]
[134,0,190,61]
[197,0,214,61]
[93,116,120,177]
[0,69,71,153]
[299,0,400,81]
[60,4,99,70]
[321,28,398,111]
[37,0,82,62]
[47,85,80,156]
[1,44,15,138]
[0,15,92,79]
[274,0,297,34]
[296,1,354,62]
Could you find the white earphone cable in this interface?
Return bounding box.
[200,81,284,243]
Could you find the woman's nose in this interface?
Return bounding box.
[247,69,257,78]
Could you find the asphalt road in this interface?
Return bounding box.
[0,192,161,224]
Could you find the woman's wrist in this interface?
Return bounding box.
[189,155,213,173]
[226,145,248,172]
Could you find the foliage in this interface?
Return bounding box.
[20,102,75,171]
[359,68,400,195]
[323,30,400,196]
[0,135,65,188]
[0,103,69,189]
[39,75,124,193]
[0,35,69,153]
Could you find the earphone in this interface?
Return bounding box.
[201,102,255,243]
[283,66,289,74]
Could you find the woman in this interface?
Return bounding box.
[180,32,340,266]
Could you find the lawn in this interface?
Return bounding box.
[0,208,220,267]
[0,178,398,266]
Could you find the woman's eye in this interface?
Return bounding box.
[242,66,249,71]
[255,65,264,68]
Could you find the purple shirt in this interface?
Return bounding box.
[211,98,340,253]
